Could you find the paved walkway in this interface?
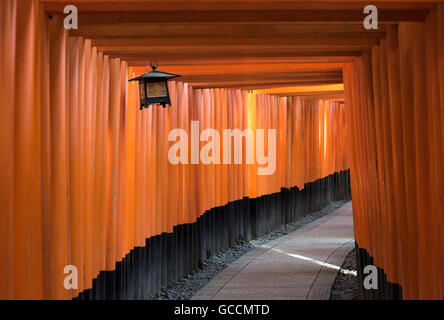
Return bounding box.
[192,201,355,300]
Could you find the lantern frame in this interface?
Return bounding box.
[129,64,181,109]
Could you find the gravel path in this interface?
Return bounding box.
[329,248,361,300]
[152,200,350,300]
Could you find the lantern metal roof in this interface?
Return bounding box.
[129,66,181,82]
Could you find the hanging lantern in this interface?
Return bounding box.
[129,62,181,109]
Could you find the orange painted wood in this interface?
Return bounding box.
[343,6,444,299]
[14,0,444,300]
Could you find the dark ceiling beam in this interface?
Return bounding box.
[92,38,379,48]
[41,0,438,12]
[130,62,345,75]
[183,77,344,87]
[110,49,368,62]
[70,23,386,40]
[178,72,342,83]
[41,0,438,13]
[126,56,359,66]
[190,79,342,89]
[98,44,375,60]
[124,56,355,66]
[71,10,427,24]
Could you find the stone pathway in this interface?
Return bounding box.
[192,202,355,300]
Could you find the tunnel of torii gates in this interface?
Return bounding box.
[0,0,443,300]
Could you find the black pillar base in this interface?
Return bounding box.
[75,169,351,300]
[355,241,403,300]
